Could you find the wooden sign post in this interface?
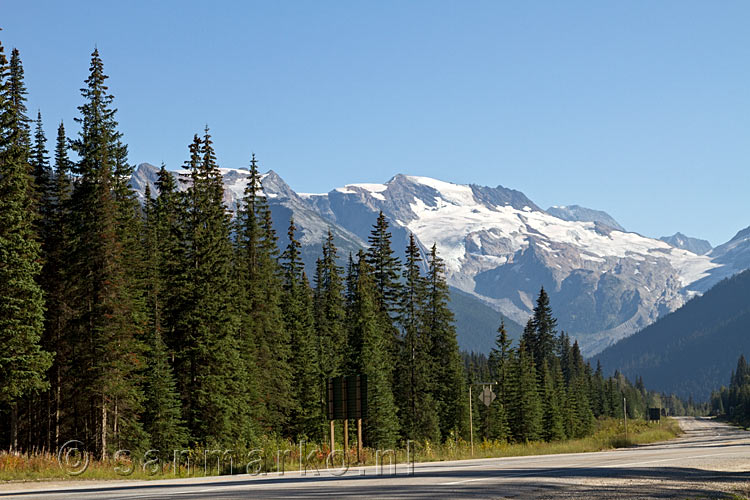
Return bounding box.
[327,375,368,464]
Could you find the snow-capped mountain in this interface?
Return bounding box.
[659,232,712,255]
[301,175,721,355]
[689,226,750,290]
[129,164,746,356]
[546,205,626,232]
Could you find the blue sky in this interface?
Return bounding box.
[3,1,749,244]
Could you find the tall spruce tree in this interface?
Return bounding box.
[172,130,248,445]
[281,218,323,440]
[68,48,146,457]
[396,234,439,442]
[488,321,514,442]
[141,186,187,452]
[7,48,30,145]
[510,341,542,442]
[24,109,53,449]
[540,359,565,441]
[522,287,558,371]
[235,154,291,433]
[425,244,468,440]
[345,252,363,374]
[314,230,347,380]
[29,111,51,209]
[366,211,401,315]
[40,121,74,451]
[0,41,52,451]
[153,164,182,352]
[350,252,399,448]
[365,212,401,401]
[312,230,347,439]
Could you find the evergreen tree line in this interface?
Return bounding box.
[462,288,702,443]
[0,43,468,457]
[710,355,750,425]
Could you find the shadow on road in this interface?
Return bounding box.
[2,465,748,499]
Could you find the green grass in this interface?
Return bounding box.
[0,418,681,484]
[416,417,681,462]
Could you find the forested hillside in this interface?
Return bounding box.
[596,269,750,400]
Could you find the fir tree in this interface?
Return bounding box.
[0,41,52,451]
[345,252,363,374]
[314,230,347,380]
[424,243,468,440]
[178,130,249,445]
[366,211,401,316]
[567,373,595,438]
[29,111,51,208]
[281,218,323,440]
[235,154,291,432]
[141,185,187,452]
[153,164,182,354]
[26,109,55,449]
[591,361,606,417]
[396,234,439,442]
[364,212,401,399]
[522,287,558,371]
[7,48,29,147]
[142,326,187,453]
[68,48,146,457]
[313,230,348,438]
[540,359,565,441]
[510,341,542,442]
[41,121,73,451]
[350,252,399,448]
[488,321,514,441]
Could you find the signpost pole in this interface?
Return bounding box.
[623,397,628,442]
[469,385,474,457]
[330,420,335,456]
[357,418,363,464]
[343,419,349,462]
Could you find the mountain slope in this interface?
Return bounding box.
[448,286,524,354]
[687,226,750,293]
[547,205,625,232]
[595,269,750,400]
[660,232,712,255]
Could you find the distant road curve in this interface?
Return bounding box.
[1,417,748,499]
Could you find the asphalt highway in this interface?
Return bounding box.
[1,417,748,499]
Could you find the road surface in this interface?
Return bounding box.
[1,417,748,499]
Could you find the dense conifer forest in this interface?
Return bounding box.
[0,40,701,458]
[711,355,750,426]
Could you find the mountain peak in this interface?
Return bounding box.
[729,226,750,243]
[659,232,712,255]
[546,205,625,232]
